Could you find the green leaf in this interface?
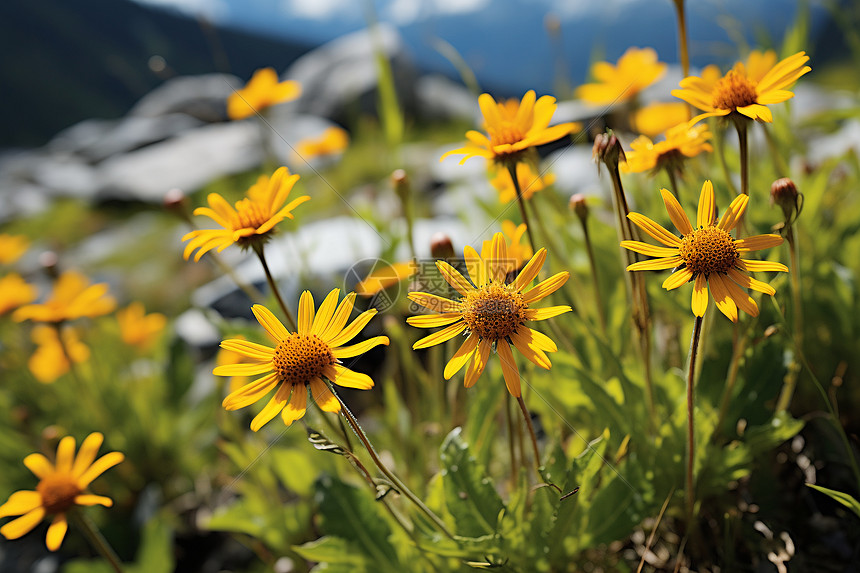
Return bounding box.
[271,447,318,497]
[439,428,505,537]
[315,474,399,569]
[807,484,860,519]
[293,536,368,566]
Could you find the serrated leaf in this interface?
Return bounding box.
[439,428,504,537]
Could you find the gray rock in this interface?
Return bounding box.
[96,121,263,202]
[31,154,99,199]
[281,24,418,122]
[415,75,477,121]
[807,120,860,164]
[544,144,603,198]
[48,118,117,156]
[77,114,203,163]
[129,73,242,123]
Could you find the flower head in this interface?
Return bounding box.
[631,102,690,138]
[441,91,579,166]
[0,273,38,315]
[0,432,124,551]
[576,47,667,105]
[672,50,811,125]
[13,271,116,323]
[182,167,309,261]
[407,233,570,397]
[481,221,533,276]
[623,122,712,174]
[0,234,30,265]
[215,290,389,431]
[295,127,349,160]
[355,261,418,297]
[621,180,787,321]
[227,67,301,120]
[117,302,167,351]
[490,162,556,203]
[29,325,90,383]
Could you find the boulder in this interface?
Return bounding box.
[95,121,263,202]
[415,75,477,121]
[129,73,242,123]
[279,24,418,123]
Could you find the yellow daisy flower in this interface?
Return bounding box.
[481,221,533,276]
[623,122,712,174]
[621,180,787,322]
[407,233,570,397]
[215,290,389,431]
[29,325,90,383]
[13,270,116,323]
[0,234,30,265]
[182,166,309,261]
[576,47,667,105]
[0,273,38,315]
[116,302,167,351]
[441,91,580,166]
[295,126,349,160]
[227,67,301,120]
[0,432,124,551]
[672,50,811,125]
[490,162,556,203]
[631,101,690,138]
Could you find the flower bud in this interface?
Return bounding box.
[164,188,191,220]
[593,130,626,172]
[770,177,802,223]
[569,194,589,221]
[392,169,410,200]
[430,232,455,260]
[38,251,59,279]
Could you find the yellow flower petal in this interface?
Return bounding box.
[523,306,571,321]
[727,268,776,295]
[697,180,716,228]
[464,339,492,388]
[312,289,341,335]
[310,378,341,412]
[252,304,292,342]
[406,292,461,314]
[219,339,275,361]
[436,260,475,296]
[627,256,684,271]
[331,364,375,390]
[46,514,68,552]
[496,341,521,397]
[406,313,463,328]
[297,291,314,335]
[444,333,479,379]
[0,491,41,518]
[628,213,682,247]
[718,194,749,232]
[222,373,280,410]
[77,452,125,488]
[281,386,308,426]
[331,336,389,359]
[735,259,788,273]
[0,507,46,540]
[721,274,759,317]
[522,272,569,304]
[708,273,738,322]
[662,268,693,290]
[735,234,784,252]
[660,188,693,235]
[620,241,680,258]
[512,248,547,291]
[412,321,467,350]
[691,274,708,317]
[251,389,288,431]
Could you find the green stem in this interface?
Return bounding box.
[776,227,803,412]
[672,0,692,120]
[734,118,750,237]
[686,315,703,521]
[253,244,297,331]
[580,216,607,336]
[508,163,538,253]
[716,321,749,436]
[505,392,518,486]
[666,166,682,205]
[329,382,456,540]
[71,511,124,573]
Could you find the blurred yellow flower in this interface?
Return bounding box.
[216,334,252,394]
[13,271,116,323]
[576,47,667,105]
[0,273,38,315]
[672,50,811,125]
[490,162,556,203]
[631,102,689,137]
[441,91,579,166]
[481,221,533,275]
[355,261,417,297]
[0,234,30,265]
[227,67,301,120]
[0,432,124,551]
[28,325,90,383]
[407,233,570,396]
[623,122,712,173]
[622,180,787,322]
[295,127,349,160]
[182,166,309,261]
[116,302,167,351]
[216,291,389,431]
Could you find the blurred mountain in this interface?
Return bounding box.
[0,0,312,147]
